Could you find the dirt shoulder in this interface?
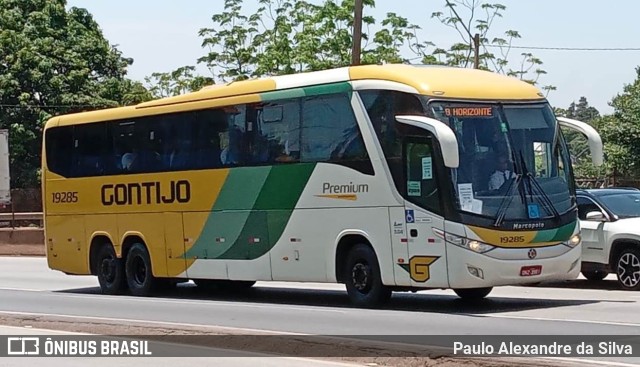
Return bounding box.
[0,313,563,367]
[0,243,45,256]
[0,243,44,256]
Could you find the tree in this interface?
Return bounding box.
[556,97,601,178]
[596,67,640,178]
[144,66,214,98]
[0,0,146,187]
[429,1,553,92]
[197,0,431,82]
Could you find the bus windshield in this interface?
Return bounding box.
[430,102,574,222]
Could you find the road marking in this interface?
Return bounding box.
[0,287,43,292]
[544,357,640,367]
[485,314,640,328]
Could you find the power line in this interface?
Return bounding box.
[486,45,640,51]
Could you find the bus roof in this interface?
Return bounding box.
[49,64,545,127]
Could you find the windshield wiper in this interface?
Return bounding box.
[518,151,560,219]
[493,173,522,227]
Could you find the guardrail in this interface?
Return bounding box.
[0,212,43,228]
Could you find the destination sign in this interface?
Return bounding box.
[444,107,494,118]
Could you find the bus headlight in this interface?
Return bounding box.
[445,233,495,254]
[564,234,581,248]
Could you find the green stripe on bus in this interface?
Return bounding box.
[213,166,271,210]
[532,221,576,243]
[261,88,306,101]
[183,211,251,259]
[261,82,352,102]
[253,163,316,210]
[219,163,316,259]
[301,82,352,97]
[185,163,316,261]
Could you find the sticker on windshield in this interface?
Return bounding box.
[457,183,474,211]
[444,107,493,118]
[528,204,540,219]
[408,181,421,196]
[421,157,433,179]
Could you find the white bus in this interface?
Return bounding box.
[42,64,603,307]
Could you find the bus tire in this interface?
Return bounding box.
[96,244,126,295]
[125,243,157,297]
[453,287,492,301]
[344,244,391,308]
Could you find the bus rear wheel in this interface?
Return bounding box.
[454,287,492,301]
[125,243,157,296]
[344,244,391,308]
[96,244,126,295]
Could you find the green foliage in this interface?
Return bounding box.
[197,0,431,82]
[595,67,640,177]
[430,1,554,91]
[556,97,602,178]
[144,66,214,98]
[0,0,145,187]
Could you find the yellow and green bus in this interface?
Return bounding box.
[42,64,603,307]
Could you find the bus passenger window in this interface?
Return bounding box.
[253,101,300,165]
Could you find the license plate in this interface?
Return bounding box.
[520,265,542,276]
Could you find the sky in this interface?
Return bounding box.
[65,0,640,114]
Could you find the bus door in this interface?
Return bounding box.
[402,138,449,288]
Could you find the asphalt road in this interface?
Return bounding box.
[1,257,640,366]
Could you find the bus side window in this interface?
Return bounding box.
[302,94,366,160]
[405,138,441,214]
[253,101,300,164]
[73,122,108,177]
[220,105,247,166]
[45,126,74,177]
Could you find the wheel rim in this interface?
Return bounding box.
[100,256,116,284]
[617,252,640,288]
[132,255,147,285]
[351,262,371,293]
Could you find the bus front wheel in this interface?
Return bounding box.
[344,244,391,308]
[453,287,492,301]
[96,244,126,295]
[125,243,157,297]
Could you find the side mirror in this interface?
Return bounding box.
[556,117,603,166]
[585,211,606,221]
[396,115,459,168]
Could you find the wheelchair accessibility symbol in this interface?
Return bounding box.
[405,209,415,223]
[527,204,540,219]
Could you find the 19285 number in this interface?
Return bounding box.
[500,235,525,244]
[52,192,78,203]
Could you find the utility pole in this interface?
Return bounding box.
[473,33,480,69]
[351,0,363,65]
